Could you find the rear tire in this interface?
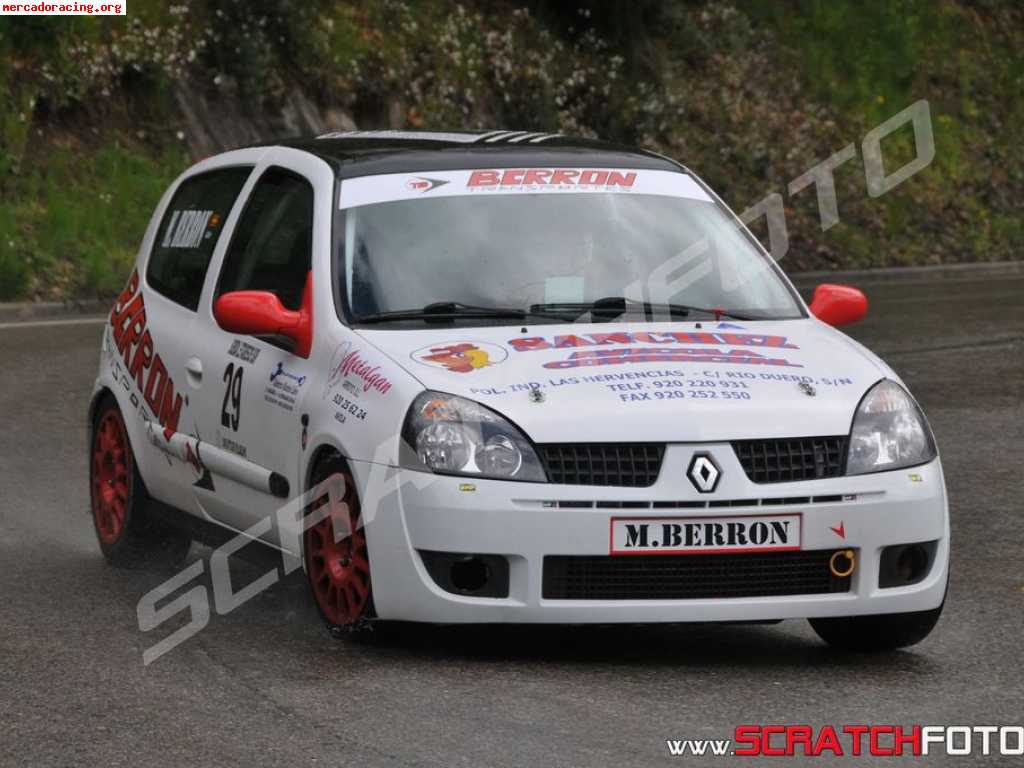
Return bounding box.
[303,454,375,634]
[809,602,944,652]
[89,396,191,568]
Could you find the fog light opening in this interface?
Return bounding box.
[450,556,490,593]
[829,549,856,578]
[895,544,928,583]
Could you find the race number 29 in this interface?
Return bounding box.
[221,362,243,431]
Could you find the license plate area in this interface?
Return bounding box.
[609,513,802,556]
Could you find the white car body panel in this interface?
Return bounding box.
[92,146,949,625]
[353,319,888,443]
[362,460,949,622]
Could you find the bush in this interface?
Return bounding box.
[0,0,1021,300]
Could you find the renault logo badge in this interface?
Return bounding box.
[688,453,721,493]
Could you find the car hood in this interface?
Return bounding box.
[355,319,886,443]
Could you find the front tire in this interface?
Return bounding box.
[809,602,944,652]
[303,455,374,633]
[89,396,191,567]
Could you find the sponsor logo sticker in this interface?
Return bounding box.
[227,338,260,364]
[610,513,802,555]
[410,341,508,373]
[324,341,393,397]
[508,330,799,352]
[264,362,306,412]
[270,362,306,387]
[406,177,449,193]
[545,347,800,370]
[160,209,217,249]
[466,168,637,189]
[108,269,185,441]
[339,168,712,209]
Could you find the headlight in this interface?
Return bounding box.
[846,380,936,475]
[401,391,547,482]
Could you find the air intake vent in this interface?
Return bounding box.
[732,437,847,483]
[538,444,664,487]
[543,550,853,600]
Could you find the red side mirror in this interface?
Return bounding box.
[809,283,868,327]
[214,272,313,357]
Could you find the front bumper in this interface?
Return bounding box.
[355,445,949,623]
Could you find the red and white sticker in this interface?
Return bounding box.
[609,513,802,555]
[338,168,712,209]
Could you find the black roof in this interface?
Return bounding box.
[259,130,682,178]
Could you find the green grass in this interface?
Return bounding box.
[0,1,1021,299]
[0,144,186,300]
[737,0,1024,269]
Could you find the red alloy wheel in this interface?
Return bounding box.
[304,472,371,626]
[91,409,131,546]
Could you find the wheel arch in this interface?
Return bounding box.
[301,442,365,544]
[88,386,125,455]
[88,385,159,501]
[300,442,376,626]
[88,386,114,434]
[296,443,361,568]
[304,443,355,495]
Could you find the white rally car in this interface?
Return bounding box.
[90,130,948,650]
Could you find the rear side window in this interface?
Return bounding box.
[147,167,252,311]
[217,167,314,311]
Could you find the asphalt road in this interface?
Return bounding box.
[1,275,1022,767]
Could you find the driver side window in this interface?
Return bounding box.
[218,167,314,310]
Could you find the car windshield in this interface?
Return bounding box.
[335,168,803,325]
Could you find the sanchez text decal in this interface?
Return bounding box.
[508,330,799,352]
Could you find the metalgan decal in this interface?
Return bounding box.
[325,342,393,397]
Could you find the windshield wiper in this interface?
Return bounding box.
[357,301,564,324]
[358,298,761,325]
[530,296,758,321]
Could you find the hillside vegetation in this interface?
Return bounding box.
[1,0,1021,301]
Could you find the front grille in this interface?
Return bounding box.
[544,495,854,510]
[538,443,665,487]
[542,549,852,600]
[732,437,847,483]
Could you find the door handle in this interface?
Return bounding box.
[186,357,203,388]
